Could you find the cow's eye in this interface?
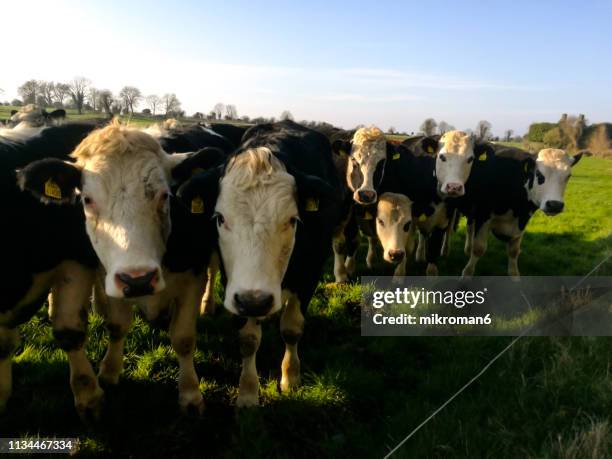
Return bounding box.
[403,221,411,232]
[213,212,225,226]
[83,196,93,206]
[439,154,447,162]
[377,218,385,227]
[289,216,299,227]
[161,191,170,201]
[467,156,474,163]
[536,170,545,184]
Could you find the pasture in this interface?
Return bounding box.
[1,119,611,457]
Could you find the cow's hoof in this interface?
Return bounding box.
[509,273,521,282]
[76,390,104,424]
[334,275,349,284]
[180,396,205,417]
[236,392,259,408]
[461,269,474,278]
[426,264,439,277]
[280,375,300,393]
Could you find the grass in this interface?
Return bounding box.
[1,151,611,457]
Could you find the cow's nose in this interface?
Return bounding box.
[388,249,405,263]
[357,189,377,204]
[115,269,159,298]
[234,290,274,317]
[445,182,464,196]
[544,200,564,215]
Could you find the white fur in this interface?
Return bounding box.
[435,131,475,196]
[528,149,575,213]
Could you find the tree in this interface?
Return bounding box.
[162,93,181,116]
[420,118,437,136]
[208,111,217,120]
[438,121,455,134]
[145,95,161,115]
[476,120,492,141]
[18,80,39,105]
[98,89,114,116]
[87,87,100,112]
[193,112,204,119]
[11,99,23,107]
[213,103,225,120]
[118,86,142,115]
[504,129,514,142]
[388,126,397,134]
[38,81,55,107]
[225,104,238,120]
[52,83,70,107]
[68,77,91,114]
[280,110,294,121]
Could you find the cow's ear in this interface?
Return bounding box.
[473,142,494,162]
[290,168,339,216]
[176,166,221,217]
[571,152,584,167]
[171,147,226,183]
[522,156,537,186]
[17,158,82,204]
[331,139,351,158]
[10,110,17,116]
[48,109,66,120]
[422,136,439,155]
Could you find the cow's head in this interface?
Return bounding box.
[18,120,212,298]
[9,104,65,128]
[376,193,414,264]
[525,148,583,215]
[344,126,387,205]
[179,147,335,318]
[435,130,482,197]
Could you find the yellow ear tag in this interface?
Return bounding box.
[191,197,204,214]
[363,211,373,220]
[44,179,62,199]
[392,152,401,160]
[427,146,434,154]
[305,198,319,212]
[478,153,487,161]
[418,213,427,222]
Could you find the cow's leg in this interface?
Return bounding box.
[332,233,349,283]
[462,220,491,277]
[280,293,304,392]
[464,219,474,256]
[364,236,375,269]
[97,286,133,386]
[345,214,360,275]
[170,273,204,414]
[50,262,103,419]
[441,210,456,256]
[393,257,408,279]
[416,231,427,262]
[507,234,523,279]
[236,318,261,407]
[426,228,445,276]
[200,251,219,316]
[0,326,19,412]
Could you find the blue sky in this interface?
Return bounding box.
[3,0,611,134]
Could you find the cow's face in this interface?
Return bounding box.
[346,127,387,205]
[376,193,413,263]
[435,131,476,197]
[526,149,583,215]
[18,121,212,299]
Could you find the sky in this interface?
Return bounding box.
[2,0,612,135]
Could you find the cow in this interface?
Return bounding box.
[1,122,103,418]
[205,123,250,149]
[178,120,342,407]
[8,104,66,128]
[17,120,222,415]
[455,146,584,277]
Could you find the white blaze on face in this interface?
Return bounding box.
[215,147,299,317]
[72,122,175,298]
[528,148,575,215]
[376,193,413,263]
[435,130,475,197]
[347,126,386,205]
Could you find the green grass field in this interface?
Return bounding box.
[1,119,611,457]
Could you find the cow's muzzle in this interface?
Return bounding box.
[233,290,274,317]
[543,200,564,215]
[355,189,377,205]
[115,268,159,297]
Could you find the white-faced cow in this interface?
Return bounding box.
[455,146,583,277]
[18,120,225,415]
[179,120,342,407]
[1,122,102,418]
[8,104,66,128]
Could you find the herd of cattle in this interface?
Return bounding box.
[0,105,583,419]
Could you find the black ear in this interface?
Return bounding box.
[331,139,351,157]
[571,152,584,167]
[422,136,439,155]
[176,166,221,217]
[171,147,227,184]
[10,110,17,116]
[473,142,494,162]
[523,156,537,186]
[289,167,339,217]
[48,109,66,120]
[17,158,82,204]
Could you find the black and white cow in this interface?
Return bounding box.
[1,122,103,418]
[17,120,226,415]
[8,104,66,128]
[205,123,250,149]
[453,145,583,277]
[178,120,342,406]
